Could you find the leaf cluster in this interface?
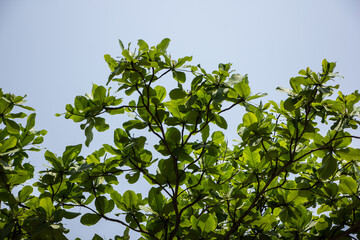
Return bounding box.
[1,39,360,240]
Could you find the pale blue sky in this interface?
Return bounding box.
[1,1,360,239]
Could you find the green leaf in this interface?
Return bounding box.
[32,136,44,144]
[173,71,186,83]
[234,81,251,98]
[165,127,181,146]
[126,172,140,184]
[63,211,81,219]
[318,154,337,179]
[242,112,258,127]
[104,54,118,72]
[0,136,17,153]
[322,59,329,73]
[114,128,130,146]
[123,120,147,131]
[80,213,101,226]
[336,148,360,161]
[94,117,109,132]
[137,39,149,52]
[122,49,135,62]
[214,114,228,129]
[39,197,54,218]
[18,185,33,202]
[191,75,203,90]
[165,99,186,119]
[95,196,107,215]
[110,191,124,210]
[123,190,138,210]
[7,112,27,119]
[16,104,35,111]
[0,222,15,239]
[8,170,30,185]
[148,188,165,213]
[5,119,20,134]
[317,204,331,214]
[62,144,82,166]
[175,56,192,68]
[93,85,107,104]
[92,234,104,240]
[212,131,224,145]
[201,124,210,142]
[244,147,261,171]
[289,77,302,93]
[169,88,187,100]
[339,176,358,194]
[44,150,63,170]
[228,73,244,86]
[85,124,94,147]
[251,213,277,232]
[154,85,166,102]
[156,38,170,53]
[26,113,36,130]
[118,39,125,50]
[197,213,217,233]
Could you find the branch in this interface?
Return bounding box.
[218,99,244,114]
[330,220,360,240]
[129,148,172,198]
[104,105,143,111]
[158,68,172,80]
[178,170,206,196]
[183,148,205,172]
[179,194,203,216]
[278,179,320,191]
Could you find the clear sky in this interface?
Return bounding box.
[1,0,360,239]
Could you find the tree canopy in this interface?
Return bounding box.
[1,39,360,240]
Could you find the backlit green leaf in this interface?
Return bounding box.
[39,197,54,218]
[0,136,17,153]
[123,190,138,210]
[339,176,358,194]
[156,38,170,53]
[243,112,258,127]
[234,81,251,98]
[212,131,224,145]
[18,185,33,202]
[137,39,149,52]
[336,148,360,161]
[244,147,261,171]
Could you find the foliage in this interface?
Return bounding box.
[1,39,360,239]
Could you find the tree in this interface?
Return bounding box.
[1,38,360,240]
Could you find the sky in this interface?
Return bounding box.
[1,0,360,239]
